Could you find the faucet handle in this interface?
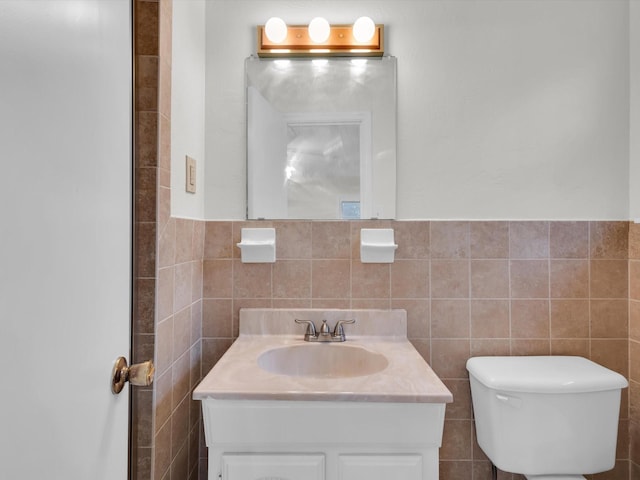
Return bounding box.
[294,319,317,338]
[333,319,356,338]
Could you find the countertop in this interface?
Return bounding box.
[193,309,453,404]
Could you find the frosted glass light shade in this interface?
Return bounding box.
[308,17,330,43]
[265,17,287,43]
[353,16,375,42]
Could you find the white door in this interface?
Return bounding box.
[0,1,132,479]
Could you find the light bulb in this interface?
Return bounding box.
[308,17,330,43]
[265,17,287,43]
[353,16,375,43]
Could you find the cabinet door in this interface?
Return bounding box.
[339,455,422,480]
[222,454,324,480]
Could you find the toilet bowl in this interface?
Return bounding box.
[467,356,627,478]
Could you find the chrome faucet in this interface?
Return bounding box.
[294,319,355,342]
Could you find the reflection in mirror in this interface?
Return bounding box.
[246,56,396,220]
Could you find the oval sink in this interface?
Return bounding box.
[257,343,389,378]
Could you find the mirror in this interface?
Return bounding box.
[246,56,397,220]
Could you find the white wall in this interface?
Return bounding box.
[198,0,630,220]
[171,0,206,218]
[631,1,640,220]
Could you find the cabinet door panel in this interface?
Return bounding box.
[223,454,324,480]
[339,454,422,480]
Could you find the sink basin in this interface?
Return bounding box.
[257,343,389,378]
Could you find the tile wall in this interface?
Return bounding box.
[630,222,640,478]
[155,218,204,480]
[201,220,631,479]
[132,0,164,477]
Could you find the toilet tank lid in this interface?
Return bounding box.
[466,356,628,394]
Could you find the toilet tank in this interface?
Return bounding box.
[467,356,628,476]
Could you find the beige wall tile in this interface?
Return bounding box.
[471,299,510,338]
[351,262,390,298]
[311,259,350,298]
[432,299,470,338]
[175,218,194,264]
[630,222,640,260]
[311,221,349,259]
[470,221,509,259]
[172,306,191,362]
[510,260,549,298]
[443,379,471,420]
[202,299,232,338]
[550,221,589,258]
[439,460,473,480]
[631,300,640,342]
[202,260,232,298]
[470,338,511,357]
[591,299,629,338]
[590,221,629,259]
[510,221,549,259]
[174,262,192,312]
[154,419,171,480]
[275,221,312,259]
[471,260,509,298]
[233,261,272,298]
[631,260,640,301]
[204,222,233,259]
[591,339,629,377]
[510,339,550,355]
[273,260,311,299]
[158,218,175,268]
[157,266,174,322]
[632,340,640,384]
[431,339,470,378]
[550,259,589,298]
[391,259,429,298]
[432,259,470,298]
[591,260,628,298]
[550,338,589,357]
[394,221,430,259]
[440,419,472,460]
[550,299,589,338]
[431,221,469,258]
[511,300,549,338]
[392,298,430,338]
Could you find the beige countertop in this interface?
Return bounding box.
[193,309,453,404]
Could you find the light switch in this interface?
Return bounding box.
[186,156,196,193]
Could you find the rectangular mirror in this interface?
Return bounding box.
[246,56,396,220]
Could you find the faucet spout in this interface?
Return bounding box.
[294,318,356,342]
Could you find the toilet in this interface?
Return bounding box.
[466,356,628,479]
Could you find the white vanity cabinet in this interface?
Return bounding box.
[203,400,446,480]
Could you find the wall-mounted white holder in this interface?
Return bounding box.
[360,228,398,263]
[237,228,276,263]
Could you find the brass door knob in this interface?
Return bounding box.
[111,357,155,394]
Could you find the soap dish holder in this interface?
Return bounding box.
[237,228,276,263]
[360,228,398,263]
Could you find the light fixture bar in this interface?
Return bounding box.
[257,24,384,57]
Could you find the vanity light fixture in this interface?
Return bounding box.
[264,17,288,43]
[308,17,331,43]
[257,17,384,57]
[352,16,376,42]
